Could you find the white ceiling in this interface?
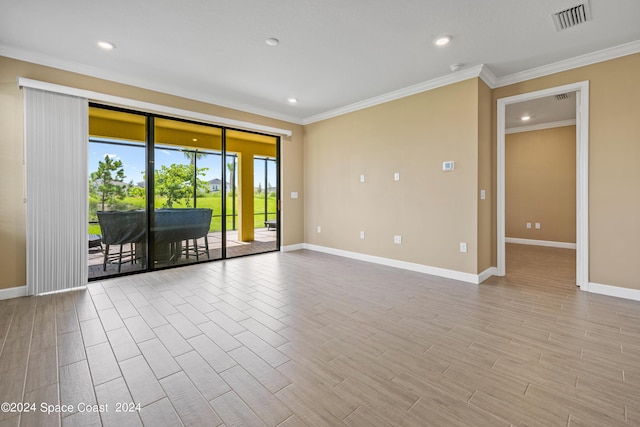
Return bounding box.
[506,92,577,130]
[1,0,639,124]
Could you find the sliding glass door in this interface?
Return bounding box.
[88,107,147,279]
[225,130,279,258]
[151,118,223,267]
[88,105,280,280]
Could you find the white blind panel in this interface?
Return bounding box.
[25,88,88,295]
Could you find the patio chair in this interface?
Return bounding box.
[97,211,146,272]
[180,208,212,261]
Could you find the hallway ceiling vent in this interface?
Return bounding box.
[551,2,592,31]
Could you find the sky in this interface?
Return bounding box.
[89,139,276,188]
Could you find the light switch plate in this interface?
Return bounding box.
[443,161,455,171]
[291,192,298,199]
[394,172,400,181]
[360,174,365,183]
[460,242,467,253]
[394,235,402,244]
[360,231,365,240]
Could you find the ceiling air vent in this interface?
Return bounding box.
[552,2,592,31]
[556,93,569,100]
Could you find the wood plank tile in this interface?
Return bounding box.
[198,321,242,352]
[165,312,202,339]
[0,367,27,423]
[122,316,155,343]
[219,365,292,426]
[228,346,290,393]
[159,371,222,426]
[210,391,266,427]
[79,318,107,347]
[187,334,236,373]
[175,351,231,401]
[239,318,287,347]
[106,328,141,362]
[153,324,193,357]
[206,310,246,336]
[235,331,289,368]
[137,338,181,379]
[343,406,392,427]
[86,342,121,386]
[59,360,96,417]
[94,377,142,426]
[97,308,125,332]
[274,385,345,427]
[21,382,60,427]
[25,345,58,393]
[118,355,165,407]
[138,398,181,427]
[137,305,168,329]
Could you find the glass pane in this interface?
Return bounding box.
[88,107,147,279]
[225,130,278,258]
[153,118,222,266]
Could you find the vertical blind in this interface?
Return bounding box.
[25,88,88,295]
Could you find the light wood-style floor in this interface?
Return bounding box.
[2,244,640,426]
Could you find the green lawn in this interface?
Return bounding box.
[89,193,277,234]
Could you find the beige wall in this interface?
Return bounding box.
[3,51,639,291]
[304,78,483,274]
[477,79,493,272]
[494,53,640,289]
[505,126,576,243]
[0,55,304,291]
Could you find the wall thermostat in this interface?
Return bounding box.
[443,161,455,171]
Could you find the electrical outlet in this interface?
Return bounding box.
[317,226,321,233]
[394,235,402,244]
[535,222,541,229]
[360,174,365,183]
[460,242,467,253]
[526,222,532,229]
[394,172,400,181]
[360,231,365,240]
[291,191,298,199]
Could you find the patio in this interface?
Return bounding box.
[88,227,277,279]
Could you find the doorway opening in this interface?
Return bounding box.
[497,81,589,289]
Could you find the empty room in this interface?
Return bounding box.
[1,1,640,426]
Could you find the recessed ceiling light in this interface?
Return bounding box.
[265,38,279,46]
[288,98,298,104]
[521,115,531,121]
[192,138,198,142]
[433,35,452,46]
[97,41,115,50]
[450,64,462,72]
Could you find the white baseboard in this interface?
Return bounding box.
[303,244,495,284]
[478,267,498,283]
[0,286,27,300]
[505,237,576,249]
[281,243,305,252]
[585,282,640,302]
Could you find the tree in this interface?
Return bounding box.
[256,183,262,194]
[155,163,207,208]
[90,155,127,211]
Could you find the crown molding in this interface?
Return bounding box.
[506,119,576,134]
[494,39,640,88]
[0,44,303,125]
[478,64,498,89]
[303,64,487,125]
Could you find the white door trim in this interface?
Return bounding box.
[497,81,589,289]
